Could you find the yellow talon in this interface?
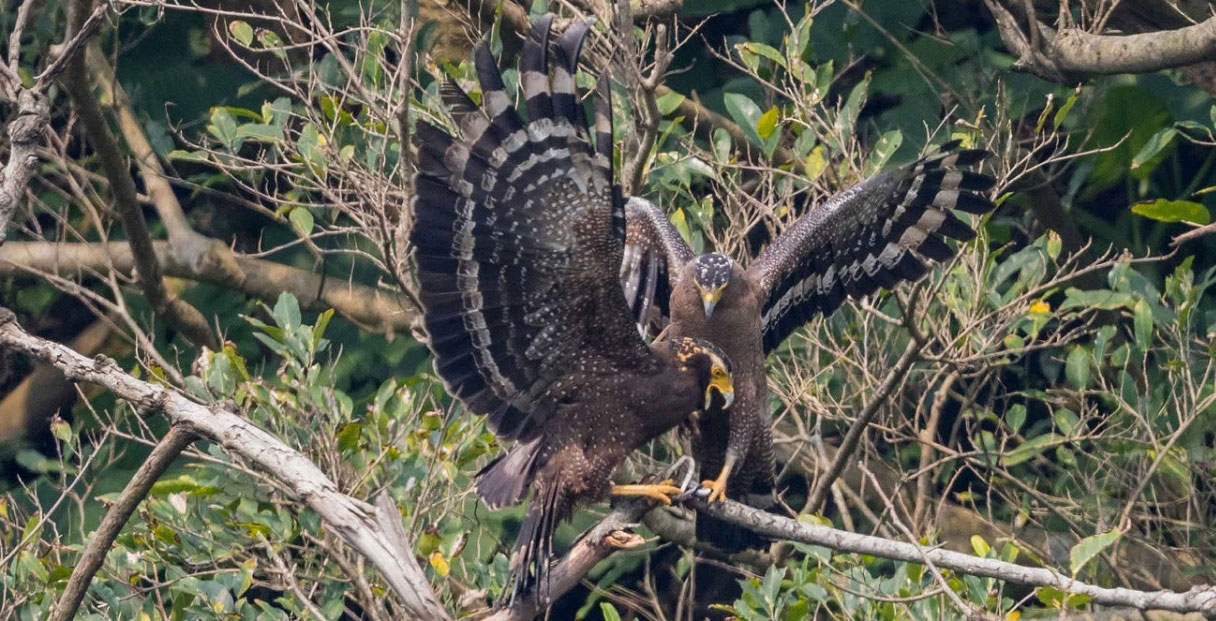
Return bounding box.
[611,480,682,505]
[700,475,729,503]
[701,454,736,503]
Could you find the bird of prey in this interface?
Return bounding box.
[621,145,996,550]
[412,16,736,601]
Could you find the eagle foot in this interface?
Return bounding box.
[605,530,644,549]
[611,481,682,505]
[700,474,729,503]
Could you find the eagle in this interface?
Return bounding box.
[411,16,736,601]
[620,146,996,550]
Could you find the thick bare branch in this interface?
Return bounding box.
[50,424,198,621]
[486,502,654,621]
[0,309,450,620]
[0,91,48,241]
[62,0,216,350]
[689,497,1216,617]
[986,0,1216,82]
[0,241,415,333]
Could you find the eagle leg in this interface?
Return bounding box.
[700,453,737,503]
[611,480,682,505]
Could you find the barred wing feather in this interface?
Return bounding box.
[750,143,996,354]
[412,18,648,441]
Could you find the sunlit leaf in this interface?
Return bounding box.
[1131,199,1210,225]
[1069,529,1120,575]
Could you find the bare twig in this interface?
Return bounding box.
[1170,222,1216,247]
[50,424,198,621]
[0,309,451,620]
[806,337,921,513]
[34,4,108,90]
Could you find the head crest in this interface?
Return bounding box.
[692,253,734,291]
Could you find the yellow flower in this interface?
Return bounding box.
[1029,301,1050,314]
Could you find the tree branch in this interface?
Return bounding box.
[985,0,1216,82]
[0,90,48,243]
[49,424,198,621]
[62,0,217,350]
[805,337,920,513]
[0,241,415,333]
[485,501,655,621]
[688,496,1216,617]
[0,309,450,620]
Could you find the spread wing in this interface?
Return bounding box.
[412,17,650,441]
[748,144,996,353]
[619,197,696,338]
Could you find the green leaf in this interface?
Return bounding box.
[1036,586,1092,609]
[207,107,239,150]
[834,73,870,144]
[336,423,362,452]
[229,20,253,47]
[970,535,991,557]
[722,93,764,148]
[50,420,73,444]
[1005,403,1026,432]
[235,123,284,143]
[1058,287,1135,311]
[740,42,786,68]
[1133,297,1153,351]
[273,293,302,330]
[756,106,779,141]
[167,149,209,163]
[1003,433,1062,467]
[1069,529,1121,575]
[1130,128,1178,179]
[1131,199,1210,225]
[1046,230,1062,260]
[599,603,622,621]
[289,207,314,236]
[656,90,685,116]
[864,130,902,176]
[1065,346,1090,389]
[1053,92,1077,130]
[670,208,691,241]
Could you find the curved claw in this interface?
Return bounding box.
[700,476,729,503]
[612,480,683,505]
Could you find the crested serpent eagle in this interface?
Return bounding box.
[411,16,736,601]
[620,146,997,550]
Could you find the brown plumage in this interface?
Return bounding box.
[411,15,736,603]
[621,145,997,551]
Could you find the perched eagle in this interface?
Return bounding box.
[411,16,736,601]
[620,146,996,550]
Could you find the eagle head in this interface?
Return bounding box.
[691,253,735,318]
[668,337,735,411]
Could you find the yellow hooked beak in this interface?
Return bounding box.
[705,372,735,410]
[700,284,725,317]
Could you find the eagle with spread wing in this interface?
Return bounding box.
[412,16,736,601]
[621,146,996,550]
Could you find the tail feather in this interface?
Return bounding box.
[552,18,591,128]
[508,481,565,605]
[521,16,556,122]
[476,437,543,509]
